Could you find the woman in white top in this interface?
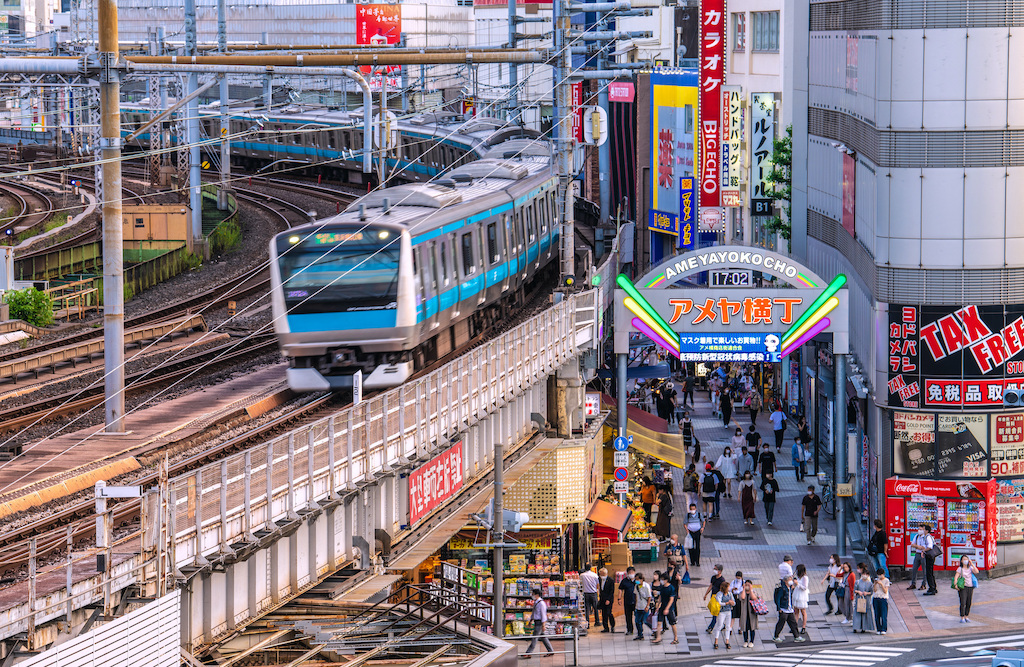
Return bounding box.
[955,556,980,623]
[871,568,890,634]
[713,581,735,649]
[716,446,739,498]
[821,554,842,615]
[793,564,810,634]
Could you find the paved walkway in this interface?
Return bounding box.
[528,389,1024,666]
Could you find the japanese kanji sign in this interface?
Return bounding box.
[750,92,775,216]
[677,332,783,362]
[699,0,725,208]
[649,69,698,239]
[357,4,402,90]
[887,303,1024,408]
[722,88,743,207]
[408,441,464,526]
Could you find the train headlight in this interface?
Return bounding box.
[288,235,300,244]
[378,230,390,240]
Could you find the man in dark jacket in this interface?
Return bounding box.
[599,567,617,632]
[757,443,777,480]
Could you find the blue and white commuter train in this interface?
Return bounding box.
[268,137,559,391]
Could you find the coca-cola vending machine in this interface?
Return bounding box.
[885,477,998,571]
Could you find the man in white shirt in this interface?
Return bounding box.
[778,555,794,582]
[920,525,938,595]
[580,565,600,628]
[907,528,926,590]
[769,409,787,452]
[522,589,554,658]
[634,573,652,640]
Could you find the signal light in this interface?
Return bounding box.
[562,275,575,288]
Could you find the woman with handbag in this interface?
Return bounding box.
[737,580,763,648]
[712,581,735,649]
[822,555,842,615]
[852,569,874,633]
[954,556,980,623]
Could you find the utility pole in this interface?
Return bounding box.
[835,354,848,557]
[507,0,517,122]
[493,435,504,638]
[217,0,230,211]
[553,0,575,284]
[596,36,610,259]
[185,0,202,247]
[98,0,124,431]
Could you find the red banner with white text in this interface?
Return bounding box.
[409,442,464,526]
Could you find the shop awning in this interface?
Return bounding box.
[586,499,633,533]
[603,394,686,469]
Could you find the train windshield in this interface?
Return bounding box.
[277,227,400,314]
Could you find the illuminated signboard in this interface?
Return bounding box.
[314,231,365,244]
[677,333,782,362]
[649,69,698,240]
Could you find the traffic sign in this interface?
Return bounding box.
[613,451,629,467]
[614,467,629,482]
[613,481,628,494]
[613,435,633,451]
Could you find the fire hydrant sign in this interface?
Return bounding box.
[409,441,464,526]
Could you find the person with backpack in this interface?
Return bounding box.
[772,576,805,643]
[682,464,699,509]
[747,389,763,425]
[868,519,890,578]
[684,503,705,566]
[701,464,718,519]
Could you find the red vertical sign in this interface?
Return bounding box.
[356,4,402,84]
[408,442,465,526]
[571,82,584,142]
[699,0,724,207]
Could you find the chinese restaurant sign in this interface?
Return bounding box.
[887,304,1024,408]
[409,441,464,526]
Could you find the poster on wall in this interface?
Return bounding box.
[698,0,724,209]
[935,414,988,477]
[887,303,1024,408]
[893,411,935,477]
[991,414,1024,477]
[996,478,1024,543]
[841,153,856,238]
[356,4,402,90]
[750,93,775,216]
[408,441,464,526]
[649,69,698,239]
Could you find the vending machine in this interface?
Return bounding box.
[884,478,998,571]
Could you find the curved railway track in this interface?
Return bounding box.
[0,181,55,238]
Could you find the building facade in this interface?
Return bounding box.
[789,0,1024,568]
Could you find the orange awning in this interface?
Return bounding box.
[586,498,633,533]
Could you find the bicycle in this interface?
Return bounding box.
[818,473,835,517]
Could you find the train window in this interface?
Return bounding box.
[430,246,440,292]
[326,131,335,149]
[461,233,475,275]
[450,241,458,283]
[516,212,525,251]
[486,223,499,264]
[439,241,449,286]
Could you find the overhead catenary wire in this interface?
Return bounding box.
[0,17,621,487]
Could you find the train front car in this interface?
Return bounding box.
[270,219,417,392]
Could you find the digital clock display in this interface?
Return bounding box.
[710,270,752,287]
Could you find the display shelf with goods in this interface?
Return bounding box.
[624,500,659,562]
[441,528,567,576]
[477,575,582,639]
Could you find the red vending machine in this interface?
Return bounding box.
[884,478,998,571]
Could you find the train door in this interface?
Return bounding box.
[488,219,511,295]
[448,239,460,319]
[504,213,520,289]
[416,247,437,334]
[475,229,488,305]
[514,209,527,279]
[432,242,451,331]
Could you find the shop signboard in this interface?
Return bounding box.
[997,479,1024,543]
[722,88,744,207]
[677,332,782,362]
[609,81,635,103]
[584,392,601,417]
[887,304,1024,408]
[408,441,464,526]
[698,0,724,208]
[750,93,775,217]
[991,414,1024,476]
[893,412,990,479]
[649,69,698,240]
[356,4,402,90]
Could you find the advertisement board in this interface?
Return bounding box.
[722,89,743,207]
[841,153,856,238]
[409,441,464,526]
[887,304,1024,408]
[991,414,1024,476]
[935,414,988,477]
[698,0,724,208]
[893,411,936,477]
[649,69,698,239]
[750,93,775,216]
[996,478,1024,543]
[356,4,402,90]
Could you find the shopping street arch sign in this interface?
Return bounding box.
[614,246,850,360]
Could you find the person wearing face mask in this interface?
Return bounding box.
[731,428,746,452]
[868,519,890,578]
[954,556,980,623]
[685,503,705,566]
[737,446,755,479]
[907,527,926,590]
[801,485,823,545]
[739,471,757,524]
[618,567,637,635]
[760,471,779,526]
[757,444,777,481]
[721,390,733,428]
[717,446,738,498]
[821,554,842,614]
[920,524,939,595]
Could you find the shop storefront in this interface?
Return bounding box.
[885,303,1024,569]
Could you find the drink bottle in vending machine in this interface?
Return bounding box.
[885,478,997,571]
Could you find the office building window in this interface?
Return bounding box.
[752,11,779,52]
[732,13,746,52]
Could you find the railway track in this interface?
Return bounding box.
[0,389,338,576]
[0,181,55,238]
